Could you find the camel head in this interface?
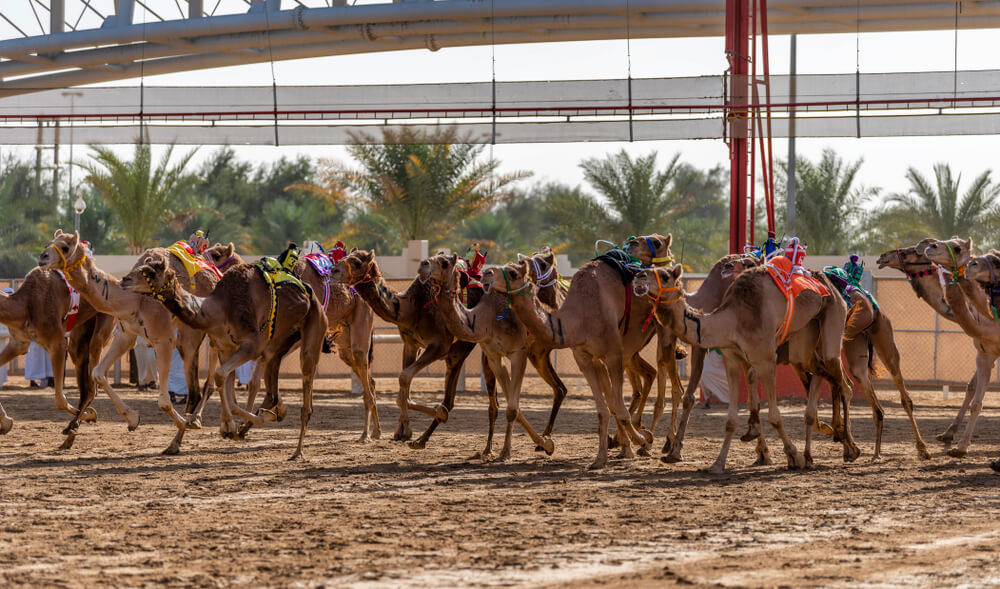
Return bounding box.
[330,249,375,285]
[965,254,1000,285]
[38,229,84,270]
[482,260,530,295]
[722,254,760,280]
[520,248,558,285]
[121,256,177,300]
[206,242,240,272]
[876,238,938,271]
[624,233,674,267]
[924,237,974,271]
[632,265,684,300]
[419,252,460,288]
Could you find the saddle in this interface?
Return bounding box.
[254,252,312,340]
[167,240,223,288]
[594,249,642,335]
[822,266,879,310]
[764,256,829,345]
[54,270,80,334]
[304,252,334,311]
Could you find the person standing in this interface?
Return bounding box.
[133,337,157,391]
[25,342,54,388]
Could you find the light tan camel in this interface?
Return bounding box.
[876,240,987,446]
[633,264,858,473]
[923,237,1000,458]
[421,252,555,460]
[121,255,327,459]
[486,257,654,469]
[723,256,931,461]
[0,268,116,443]
[38,231,213,453]
[329,250,495,450]
[206,243,381,442]
[963,252,1000,471]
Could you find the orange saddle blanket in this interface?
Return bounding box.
[765,257,829,298]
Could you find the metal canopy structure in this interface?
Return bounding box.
[0,0,999,97]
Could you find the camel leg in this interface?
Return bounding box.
[529,348,568,443]
[872,327,931,460]
[486,353,517,462]
[46,338,86,420]
[291,306,325,461]
[151,337,195,455]
[480,351,499,455]
[338,326,380,442]
[742,368,764,443]
[803,370,826,469]
[758,362,805,470]
[0,340,28,434]
[89,329,141,432]
[704,354,746,474]
[843,338,885,462]
[744,369,773,466]
[573,348,612,470]
[408,341,475,449]
[604,351,653,450]
[473,371,500,461]
[596,357,632,459]
[662,345,705,462]
[627,355,655,421]
[66,320,103,425]
[495,350,552,461]
[938,372,977,443]
[395,342,447,442]
[215,345,267,430]
[652,344,683,451]
[948,352,994,458]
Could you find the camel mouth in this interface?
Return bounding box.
[417,273,430,285]
[632,282,650,297]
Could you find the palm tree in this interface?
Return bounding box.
[81,143,198,254]
[776,149,877,255]
[883,163,999,240]
[335,127,530,247]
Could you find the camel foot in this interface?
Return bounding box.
[61,422,79,437]
[936,431,955,444]
[990,458,1000,472]
[916,445,932,461]
[751,452,773,467]
[185,415,203,430]
[58,432,76,451]
[393,425,412,442]
[357,432,373,443]
[0,416,12,435]
[607,434,620,450]
[787,452,806,470]
[843,443,862,463]
[803,451,815,469]
[637,445,651,458]
[469,450,495,461]
[289,451,305,461]
[636,428,654,446]
[371,427,382,440]
[701,462,726,475]
[870,454,883,464]
[947,447,968,458]
[407,438,427,450]
[813,420,835,436]
[80,406,98,423]
[740,426,760,443]
[587,457,608,470]
[257,408,277,423]
[432,404,449,423]
[538,437,555,456]
[126,409,141,432]
[661,436,673,455]
[662,446,684,464]
[273,402,288,423]
[616,446,634,460]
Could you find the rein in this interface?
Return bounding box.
[494,268,533,320]
[140,268,175,302]
[215,255,237,271]
[344,259,377,287]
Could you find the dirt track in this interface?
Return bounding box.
[1,376,1000,588]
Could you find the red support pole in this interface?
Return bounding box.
[726,0,750,254]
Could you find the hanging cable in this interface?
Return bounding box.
[490,0,497,151]
[626,0,634,142]
[138,3,147,145]
[954,1,961,100]
[855,0,861,138]
[262,1,280,147]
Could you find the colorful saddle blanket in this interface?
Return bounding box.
[594,250,641,335]
[167,241,223,286]
[54,270,80,334]
[304,252,334,311]
[822,266,879,310]
[764,257,829,344]
[254,256,312,340]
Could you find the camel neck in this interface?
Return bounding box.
[157,280,215,331]
[351,265,404,324]
[508,285,575,349]
[662,295,730,350]
[435,274,489,342]
[60,257,134,318]
[905,273,956,322]
[956,277,996,320]
[687,262,726,312]
[944,281,999,339]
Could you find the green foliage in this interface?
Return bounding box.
[776,148,877,255]
[0,156,54,276]
[886,164,999,243]
[81,143,199,254]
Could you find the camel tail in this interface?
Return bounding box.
[867,338,883,379]
[368,330,374,365]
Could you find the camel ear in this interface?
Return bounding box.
[669,264,683,281]
[448,253,458,265]
[664,233,673,249]
[965,237,973,252]
[360,250,374,262]
[54,229,63,238]
[350,247,358,253]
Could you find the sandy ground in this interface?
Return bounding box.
[1,375,999,588]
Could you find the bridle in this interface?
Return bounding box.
[490,267,533,321]
[214,255,237,271]
[342,258,377,286]
[887,248,936,281]
[639,269,682,332]
[46,240,86,273]
[139,267,175,302]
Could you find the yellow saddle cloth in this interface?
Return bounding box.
[253,257,312,340]
[167,241,223,287]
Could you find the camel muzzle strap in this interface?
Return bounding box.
[643,235,673,267]
[496,268,532,321]
[215,255,236,271]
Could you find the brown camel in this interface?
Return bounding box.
[722,255,931,461]
[121,254,327,459]
[420,252,555,460]
[963,252,1000,471]
[206,242,381,442]
[633,264,858,473]
[485,256,654,469]
[877,240,986,446]
[0,268,116,443]
[923,237,999,458]
[38,231,215,453]
[329,249,495,450]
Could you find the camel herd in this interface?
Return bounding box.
[1,229,998,473]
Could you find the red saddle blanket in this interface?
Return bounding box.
[764,257,829,344]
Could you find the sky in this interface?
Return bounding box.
[4,3,1000,209]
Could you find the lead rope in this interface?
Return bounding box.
[496,268,532,321]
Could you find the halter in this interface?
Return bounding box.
[494,268,533,320]
[889,248,935,281]
[343,258,376,286]
[642,235,673,267]
[139,268,175,303]
[47,240,87,273]
[214,255,237,271]
[422,282,442,309]
[640,270,682,332]
[944,242,966,284]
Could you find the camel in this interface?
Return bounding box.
[876,240,987,446]
[329,249,495,450]
[38,231,217,453]
[963,252,1000,471]
[206,242,381,442]
[0,268,116,442]
[922,237,1000,459]
[121,253,327,459]
[485,255,655,469]
[722,255,931,461]
[420,252,556,460]
[632,263,858,473]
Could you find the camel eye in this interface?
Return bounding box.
[653,239,661,248]
[442,260,449,269]
[61,245,68,252]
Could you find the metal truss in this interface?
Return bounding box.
[1,0,1000,98]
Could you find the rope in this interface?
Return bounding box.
[625,0,634,142]
[490,0,497,147]
[262,2,280,146]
